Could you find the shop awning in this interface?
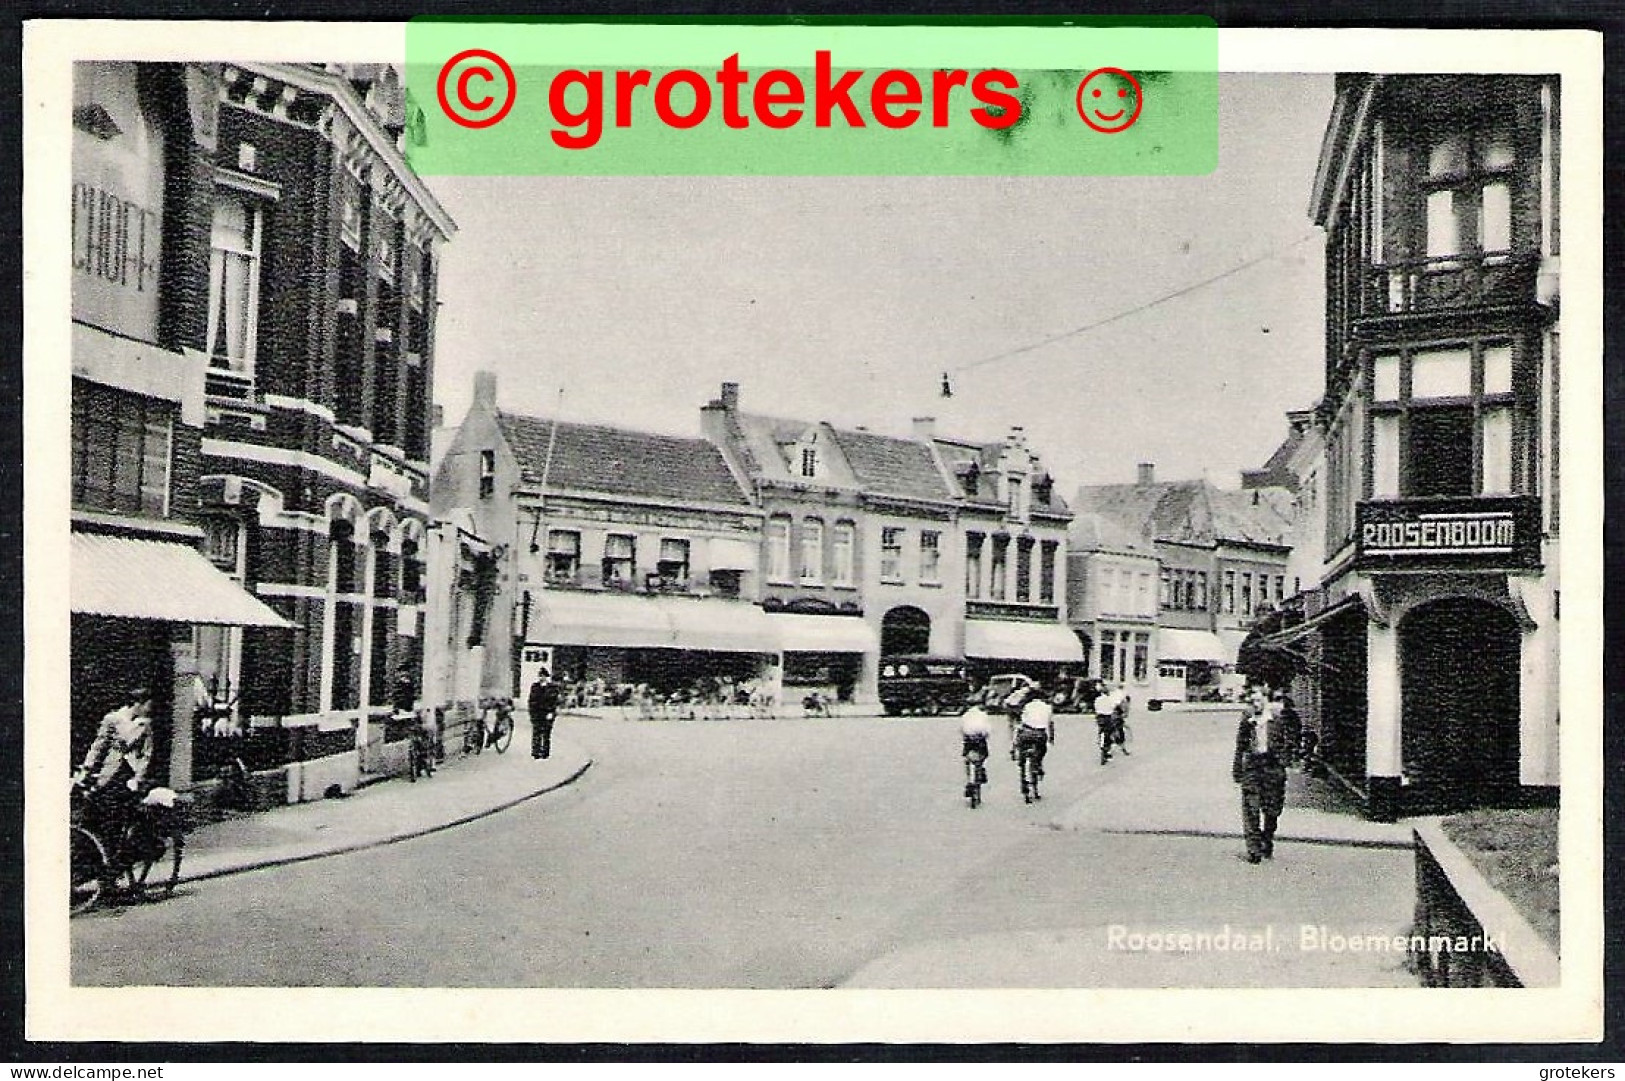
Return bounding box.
[664,597,777,652]
[528,590,777,653]
[708,537,758,572]
[964,619,1084,662]
[71,533,293,628]
[771,613,879,654]
[1158,628,1229,664]
[529,590,677,649]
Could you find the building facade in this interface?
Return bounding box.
[1075,465,1294,703]
[187,64,455,798]
[435,374,773,714]
[932,425,1079,685]
[699,384,879,704]
[1066,512,1160,695]
[1256,74,1561,820]
[69,61,291,796]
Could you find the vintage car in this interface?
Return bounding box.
[877,655,970,716]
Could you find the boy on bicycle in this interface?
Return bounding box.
[1017,693,1053,778]
[960,697,993,797]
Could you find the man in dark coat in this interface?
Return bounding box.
[528,669,561,759]
[1233,696,1289,863]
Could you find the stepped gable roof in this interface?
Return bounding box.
[496,412,751,507]
[933,437,1071,516]
[830,427,957,503]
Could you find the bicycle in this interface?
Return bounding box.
[1096,713,1131,764]
[1014,734,1040,799]
[485,701,514,753]
[963,745,988,808]
[70,782,185,914]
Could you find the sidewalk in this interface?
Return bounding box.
[177,715,591,884]
[1053,705,1413,849]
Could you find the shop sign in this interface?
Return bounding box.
[1356,497,1540,570]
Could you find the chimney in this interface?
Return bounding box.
[912,416,936,440]
[720,382,740,411]
[1137,462,1155,486]
[1007,424,1026,447]
[473,370,498,410]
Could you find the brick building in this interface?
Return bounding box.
[69,62,290,792]
[185,63,456,798]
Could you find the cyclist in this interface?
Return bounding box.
[1093,682,1122,765]
[960,696,993,797]
[73,685,156,842]
[1016,692,1053,796]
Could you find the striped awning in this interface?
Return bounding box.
[71,532,293,627]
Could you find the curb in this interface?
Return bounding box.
[175,759,594,886]
[1097,826,1415,851]
[1412,818,1559,987]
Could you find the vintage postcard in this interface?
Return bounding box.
[22,18,1605,1045]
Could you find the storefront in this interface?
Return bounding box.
[963,618,1085,685]
[770,612,878,703]
[521,589,779,701]
[70,530,293,790]
[1154,627,1230,702]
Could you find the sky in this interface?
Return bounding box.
[429,73,1335,491]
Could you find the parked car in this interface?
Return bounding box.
[982,673,1040,717]
[878,655,970,716]
[1047,675,1102,714]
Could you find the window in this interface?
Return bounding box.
[1419,127,1518,261]
[832,522,856,586]
[799,520,824,583]
[1014,538,1032,600]
[1133,632,1150,683]
[70,382,171,517]
[965,532,983,598]
[920,531,942,584]
[1160,567,1173,607]
[602,533,636,586]
[1223,570,1236,614]
[800,446,818,478]
[376,228,397,285]
[709,569,742,598]
[658,538,691,587]
[880,527,904,582]
[1137,572,1151,615]
[547,530,581,583]
[1240,573,1253,617]
[989,536,1008,599]
[206,195,263,376]
[766,518,792,582]
[478,449,495,498]
[339,190,362,252]
[1099,567,1116,613]
[1040,541,1058,604]
[1369,343,1522,499]
[1099,630,1117,683]
[1007,476,1025,520]
[1195,571,1209,611]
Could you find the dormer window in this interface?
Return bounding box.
[960,462,981,498]
[800,446,818,478]
[1007,475,1027,520]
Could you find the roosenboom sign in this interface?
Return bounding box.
[1354,496,1541,570]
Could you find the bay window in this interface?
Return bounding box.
[1369,342,1522,498]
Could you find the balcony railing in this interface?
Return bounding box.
[1361,252,1538,319]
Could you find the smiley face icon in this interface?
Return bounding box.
[1076,67,1143,134]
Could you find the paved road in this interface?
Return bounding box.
[70,707,1415,989]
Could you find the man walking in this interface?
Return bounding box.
[1233,695,1289,863]
[528,668,561,759]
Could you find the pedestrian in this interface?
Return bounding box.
[528,668,561,759]
[1232,697,1289,863]
[1093,681,1119,765]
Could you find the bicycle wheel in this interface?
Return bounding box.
[123,823,182,902]
[491,713,513,753]
[70,826,108,915]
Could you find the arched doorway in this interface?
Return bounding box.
[1400,597,1521,813]
[881,605,931,656]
